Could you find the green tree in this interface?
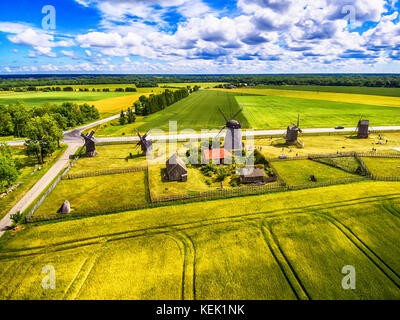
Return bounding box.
[119,110,126,125]
[0,145,18,191]
[24,115,63,164]
[0,107,14,135]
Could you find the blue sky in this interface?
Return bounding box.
[0,0,399,74]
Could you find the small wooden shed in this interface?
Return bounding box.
[237,167,266,184]
[166,153,188,182]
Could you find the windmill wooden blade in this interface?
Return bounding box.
[218,108,228,122]
[134,128,142,140]
[297,114,300,128]
[87,131,95,139]
[215,125,226,138]
[231,107,243,120]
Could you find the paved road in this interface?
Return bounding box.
[0,143,81,237]
[93,125,400,143]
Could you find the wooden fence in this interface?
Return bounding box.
[62,166,147,180]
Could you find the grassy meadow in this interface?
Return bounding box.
[1,180,400,299]
[361,157,400,177]
[272,159,360,185]
[33,171,148,219]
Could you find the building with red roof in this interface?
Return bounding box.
[202,148,232,165]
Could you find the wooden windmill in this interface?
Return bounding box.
[135,128,153,154]
[357,119,370,138]
[215,107,243,152]
[347,115,370,139]
[81,131,98,157]
[273,115,304,147]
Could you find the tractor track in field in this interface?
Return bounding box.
[2,255,42,299]
[168,231,196,300]
[314,212,400,290]
[2,193,400,260]
[63,243,107,300]
[260,221,310,300]
[381,200,400,219]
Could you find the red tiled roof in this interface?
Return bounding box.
[203,148,232,161]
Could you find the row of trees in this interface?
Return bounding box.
[0,102,100,137]
[3,75,400,89]
[11,87,138,93]
[134,88,189,116]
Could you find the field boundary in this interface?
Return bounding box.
[62,165,147,180]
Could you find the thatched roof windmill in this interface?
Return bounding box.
[135,128,153,154]
[273,115,304,147]
[81,131,98,157]
[215,107,243,152]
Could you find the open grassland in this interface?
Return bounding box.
[33,171,148,219]
[272,159,359,185]
[218,87,400,108]
[254,85,400,97]
[0,146,67,220]
[0,181,399,299]
[236,94,400,130]
[361,157,400,177]
[254,132,400,159]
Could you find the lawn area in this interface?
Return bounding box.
[33,171,148,219]
[272,159,359,185]
[219,87,400,108]
[254,85,400,97]
[313,156,362,173]
[235,94,400,130]
[361,157,400,177]
[148,164,237,199]
[69,144,149,174]
[1,180,400,299]
[0,146,67,220]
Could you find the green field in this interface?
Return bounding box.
[1,181,400,299]
[272,159,360,185]
[361,157,400,177]
[97,90,250,135]
[0,91,130,108]
[236,95,400,130]
[254,85,400,97]
[33,171,148,219]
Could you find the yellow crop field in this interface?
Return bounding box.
[91,93,149,114]
[215,88,400,107]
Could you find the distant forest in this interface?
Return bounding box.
[1,74,400,89]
